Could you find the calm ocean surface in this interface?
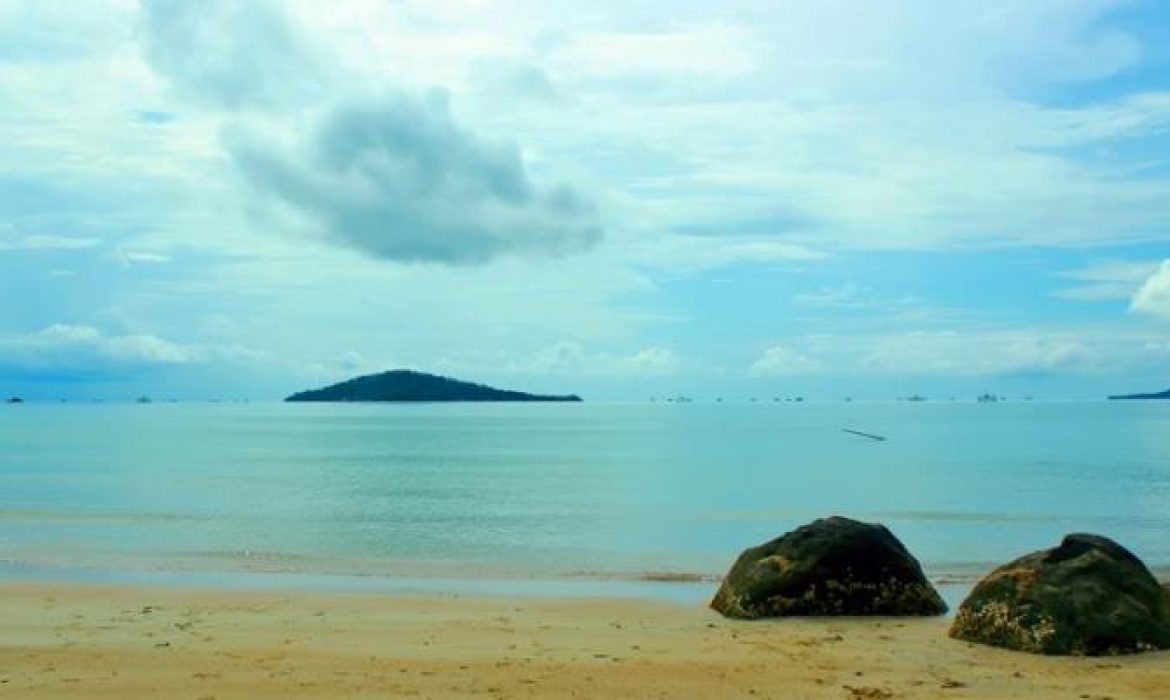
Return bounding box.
[1,401,1168,599]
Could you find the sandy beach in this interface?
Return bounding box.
[0,581,1166,698]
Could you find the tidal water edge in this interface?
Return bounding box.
[1,401,1167,605]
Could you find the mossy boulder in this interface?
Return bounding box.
[949,534,1170,655]
[710,516,946,619]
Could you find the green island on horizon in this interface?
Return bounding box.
[284,369,583,403]
[1108,387,1170,400]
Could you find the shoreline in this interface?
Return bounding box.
[5,558,1166,614]
[2,580,1167,698]
[14,554,1161,584]
[0,560,981,612]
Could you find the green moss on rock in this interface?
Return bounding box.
[949,534,1170,655]
[710,516,946,619]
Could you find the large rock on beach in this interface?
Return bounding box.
[710,516,947,619]
[949,534,1170,655]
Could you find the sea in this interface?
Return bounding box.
[2,400,1168,607]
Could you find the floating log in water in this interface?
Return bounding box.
[842,428,887,442]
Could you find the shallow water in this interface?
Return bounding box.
[1,401,1167,597]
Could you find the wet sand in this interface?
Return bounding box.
[0,581,1166,698]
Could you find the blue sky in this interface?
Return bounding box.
[2,0,1170,401]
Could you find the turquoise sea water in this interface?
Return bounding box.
[1,401,1168,600]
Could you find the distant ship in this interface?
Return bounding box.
[136,396,153,404]
[5,396,23,404]
[977,393,999,403]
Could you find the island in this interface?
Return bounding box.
[1108,387,1170,400]
[285,370,582,403]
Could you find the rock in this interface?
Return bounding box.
[710,516,946,618]
[949,534,1170,655]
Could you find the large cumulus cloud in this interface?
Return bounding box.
[226,93,602,263]
[140,0,603,264]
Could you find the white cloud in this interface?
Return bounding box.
[139,0,603,265]
[524,341,681,377]
[560,26,762,80]
[618,346,682,376]
[1130,260,1170,320]
[116,250,172,265]
[0,0,136,63]
[749,345,824,377]
[5,0,1170,398]
[1054,258,1163,301]
[0,224,100,251]
[116,0,1170,267]
[794,284,869,309]
[140,0,323,110]
[859,330,1103,376]
[0,324,200,375]
[339,350,365,371]
[619,234,826,274]
[20,235,101,250]
[744,325,1170,380]
[100,332,196,365]
[7,0,1170,271]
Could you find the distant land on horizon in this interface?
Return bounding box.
[285,370,583,403]
[1107,387,1170,400]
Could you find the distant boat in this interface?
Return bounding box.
[5,396,23,404]
[842,427,887,442]
[977,393,999,403]
[905,395,927,402]
[136,396,153,404]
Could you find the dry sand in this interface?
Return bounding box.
[1,581,1167,698]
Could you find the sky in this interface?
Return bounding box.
[2,0,1170,401]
